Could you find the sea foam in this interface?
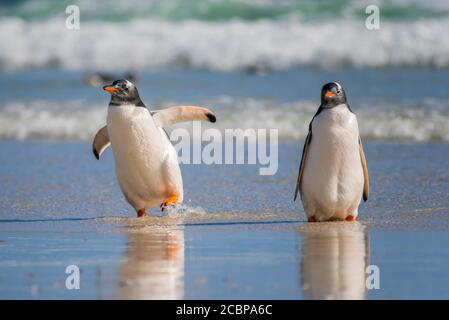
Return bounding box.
[1,17,449,71]
[1,98,448,142]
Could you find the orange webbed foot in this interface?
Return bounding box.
[160,195,180,212]
[308,216,317,223]
[345,215,356,222]
[137,208,147,218]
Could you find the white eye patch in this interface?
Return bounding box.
[124,80,134,88]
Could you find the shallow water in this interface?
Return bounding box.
[1,0,449,300]
[0,140,448,299]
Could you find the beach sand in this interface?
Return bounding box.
[0,140,448,299]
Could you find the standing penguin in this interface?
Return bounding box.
[294,82,369,222]
[92,79,216,217]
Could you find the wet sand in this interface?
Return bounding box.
[0,140,448,299]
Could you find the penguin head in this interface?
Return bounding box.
[321,82,347,108]
[103,79,141,105]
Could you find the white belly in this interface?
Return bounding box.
[107,105,183,210]
[301,105,364,221]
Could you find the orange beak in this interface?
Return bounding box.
[103,85,118,92]
[324,90,335,97]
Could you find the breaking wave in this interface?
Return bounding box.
[2,0,449,71]
[1,16,449,71]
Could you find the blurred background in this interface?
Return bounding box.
[0,0,448,142]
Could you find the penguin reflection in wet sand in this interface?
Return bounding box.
[92,80,216,217]
[294,82,369,222]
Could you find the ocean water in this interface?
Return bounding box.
[1,0,449,71]
[1,0,449,300]
[1,67,449,141]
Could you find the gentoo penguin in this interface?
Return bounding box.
[92,79,216,217]
[85,71,137,86]
[294,82,369,222]
[244,63,272,76]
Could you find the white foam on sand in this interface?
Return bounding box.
[164,204,207,218]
